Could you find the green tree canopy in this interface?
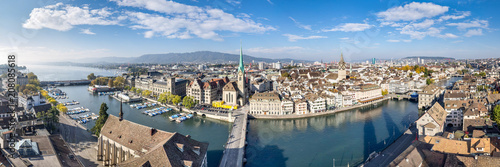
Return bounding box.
[91,103,109,136]
[172,95,182,105]
[87,73,97,80]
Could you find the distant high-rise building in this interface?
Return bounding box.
[258,62,264,70]
[372,58,376,64]
[291,60,295,66]
[417,57,420,64]
[274,61,282,69]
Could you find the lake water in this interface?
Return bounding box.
[29,65,461,167]
[22,64,123,81]
[57,85,231,167]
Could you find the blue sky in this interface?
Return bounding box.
[0,0,499,64]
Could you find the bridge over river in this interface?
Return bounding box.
[40,80,91,86]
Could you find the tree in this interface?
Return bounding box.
[87,73,97,80]
[48,97,57,105]
[130,87,136,93]
[91,103,109,136]
[183,96,198,109]
[124,86,130,90]
[281,72,290,78]
[172,95,182,105]
[113,76,125,88]
[14,84,20,92]
[479,72,486,77]
[158,92,168,104]
[166,92,174,104]
[36,106,60,132]
[56,103,68,113]
[142,90,151,97]
[135,88,142,94]
[382,89,389,96]
[492,105,500,129]
[108,79,114,88]
[426,78,434,85]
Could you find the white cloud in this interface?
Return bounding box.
[438,11,470,21]
[411,19,435,30]
[386,39,412,43]
[112,0,275,41]
[226,0,241,6]
[267,0,273,5]
[323,23,371,32]
[289,17,311,30]
[283,34,327,42]
[400,26,441,39]
[245,46,304,54]
[339,37,349,40]
[80,28,96,35]
[377,2,449,21]
[387,39,400,42]
[440,33,459,38]
[447,20,488,30]
[452,40,463,43]
[23,3,119,31]
[399,20,457,39]
[464,29,483,37]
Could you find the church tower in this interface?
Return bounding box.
[237,42,247,105]
[338,52,346,80]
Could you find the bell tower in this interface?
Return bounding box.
[338,52,346,80]
[237,42,247,105]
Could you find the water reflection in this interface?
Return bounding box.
[247,100,419,167]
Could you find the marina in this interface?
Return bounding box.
[142,107,172,116]
[62,100,80,106]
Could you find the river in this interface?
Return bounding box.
[28,65,460,167]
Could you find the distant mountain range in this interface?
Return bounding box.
[70,51,311,64]
[402,56,455,60]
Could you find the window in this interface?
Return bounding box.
[477,147,484,151]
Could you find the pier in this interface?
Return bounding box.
[40,80,91,86]
[219,108,248,167]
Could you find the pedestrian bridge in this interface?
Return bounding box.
[219,109,248,167]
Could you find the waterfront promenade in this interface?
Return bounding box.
[57,114,101,167]
[219,107,248,167]
[250,97,389,119]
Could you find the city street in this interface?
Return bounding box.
[57,114,101,167]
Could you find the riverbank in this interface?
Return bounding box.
[249,96,390,119]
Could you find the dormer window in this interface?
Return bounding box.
[193,146,200,155]
[477,147,484,151]
[176,143,184,152]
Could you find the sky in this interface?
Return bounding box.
[0,0,499,64]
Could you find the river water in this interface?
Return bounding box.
[28,65,460,167]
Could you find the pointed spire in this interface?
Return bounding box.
[238,40,245,73]
[119,98,123,121]
[340,52,344,63]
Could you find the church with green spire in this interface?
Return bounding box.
[222,43,249,106]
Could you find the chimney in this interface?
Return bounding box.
[150,128,156,136]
